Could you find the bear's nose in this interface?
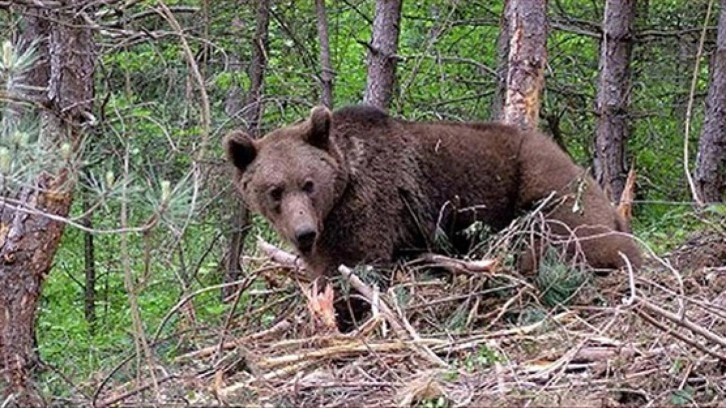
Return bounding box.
[295,228,317,253]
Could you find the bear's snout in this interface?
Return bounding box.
[294,226,317,254]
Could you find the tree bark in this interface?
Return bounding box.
[0,3,94,405]
[245,0,270,133]
[363,0,403,111]
[316,0,334,108]
[502,0,548,132]
[82,185,96,333]
[593,0,637,203]
[223,0,271,299]
[492,0,513,120]
[695,0,726,203]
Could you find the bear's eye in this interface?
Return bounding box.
[269,186,283,201]
[302,180,315,194]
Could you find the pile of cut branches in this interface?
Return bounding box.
[90,217,725,407]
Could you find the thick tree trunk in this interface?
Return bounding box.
[695,0,726,203]
[363,0,403,110]
[223,0,271,299]
[593,0,637,203]
[492,0,513,121]
[245,0,270,133]
[316,0,334,108]
[502,0,548,132]
[672,33,697,128]
[0,3,94,405]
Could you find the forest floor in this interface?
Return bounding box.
[91,223,725,407]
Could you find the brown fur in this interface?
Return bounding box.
[225,105,642,307]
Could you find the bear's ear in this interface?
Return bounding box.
[224,130,257,172]
[304,105,332,150]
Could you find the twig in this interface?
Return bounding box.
[257,237,308,277]
[482,286,526,331]
[120,142,159,397]
[176,320,292,361]
[338,265,406,335]
[405,284,518,311]
[531,309,623,389]
[636,308,726,362]
[389,286,449,367]
[214,274,258,361]
[152,271,269,344]
[637,298,726,352]
[95,374,177,408]
[683,0,714,206]
[0,196,159,234]
[433,311,576,353]
[38,361,92,403]
[218,360,316,396]
[156,1,210,161]
[417,253,497,274]
[256,338,444,370]
[620,251,637,306]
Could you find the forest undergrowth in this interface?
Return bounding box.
[43,206,726,407]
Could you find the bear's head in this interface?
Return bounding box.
[224,106,348,256]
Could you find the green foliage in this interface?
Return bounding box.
[447,344,502,376]
[0,41,70,187]
[0,0,720,399]
[420,395,450,408]
[535,247,589,308]
[633,207,704,254]
[466,345,501,370]
[670,388,695,406]
[38,220,231,388]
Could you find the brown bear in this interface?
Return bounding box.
[225,105,642,324]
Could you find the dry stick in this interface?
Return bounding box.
[678,362,694,391]
[406,284,518,311]
[92,328,199,406]
[625,232,686,305]
[257,237,308,280]
[220,360,317,396]
[536,308,623,389]
[388,285,449,367]
[338,265,406,335]
[156,1,210,250]
[683,0,715,207]
[397,1,460,112]
[39,361,93,403]
[256,239,414,338]
[637,298,726,351]
[569,346,637,362]
[120,143,160,398]
[240,293,297,328]
[493,351,507,396]
[635,308,726,362]
[0,196,159,234]
[261,360,317,381]
[177,320,292,362]
[213,274,258,362]
[95,374,177,408]
[619,251,637,306]
[433,311,575,353]
[482,287,525,331]
[616,167,637,222]
[417,253,497,274]
[256,339,442,370]
[156,1,210,160]
[637,276,726,320]
[151,271,270,344]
